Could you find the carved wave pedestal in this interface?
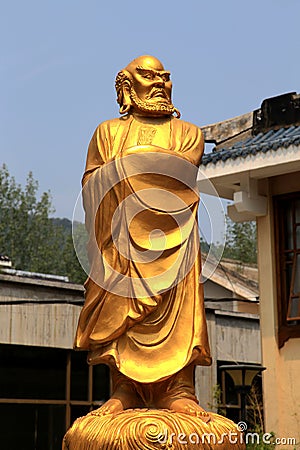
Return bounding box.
[63,409,245,449]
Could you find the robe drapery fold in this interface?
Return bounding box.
[74,115,211,383]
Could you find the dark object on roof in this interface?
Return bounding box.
[202,92,300,150]
[202,125,300,166]
[0,254,10,262]
[0,254,12,267]
[253,92,300,135]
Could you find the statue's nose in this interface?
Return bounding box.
[153,75,165,87]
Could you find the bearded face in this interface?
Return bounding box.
[116,56,180,118]
[129,81,177,116]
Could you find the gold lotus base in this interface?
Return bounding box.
[62,409,245,449]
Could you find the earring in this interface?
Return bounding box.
[120,104,131,115]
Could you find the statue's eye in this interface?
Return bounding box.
[143,72,154,80]
[161,74,170,82]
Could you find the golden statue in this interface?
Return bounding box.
[64,55,245,449]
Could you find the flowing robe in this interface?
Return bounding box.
[74,114,211,383]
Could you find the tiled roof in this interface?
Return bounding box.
[201,126,300,166]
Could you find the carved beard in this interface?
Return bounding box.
[129,86,179,117]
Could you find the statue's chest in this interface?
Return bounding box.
[123,121,171,149]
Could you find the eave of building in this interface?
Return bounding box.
[0,272,84,292]
[202,257,259,301]
[198,142,300,200]
[213,309,259,321]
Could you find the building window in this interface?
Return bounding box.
[0,344,109,450]
[274,192,300,347]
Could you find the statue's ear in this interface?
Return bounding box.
[119,81,131,114]
[116,70,132,115]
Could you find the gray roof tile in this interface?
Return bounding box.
[201,126,300,166]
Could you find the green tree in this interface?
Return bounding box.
[0,164,86,283]
[223,216,257,264]
[61,221,88,284]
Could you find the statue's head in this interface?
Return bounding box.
[115,55,180,118]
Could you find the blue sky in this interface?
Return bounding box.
[1,0,299,225]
